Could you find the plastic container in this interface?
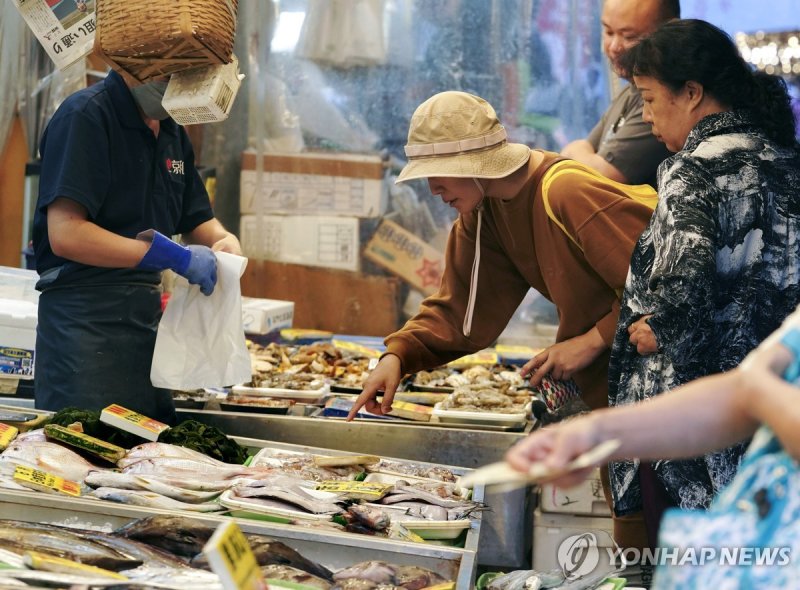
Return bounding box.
[162,55,243,125]
[363,502,472,541]
[231,382,330,403]
[431,402,531,427]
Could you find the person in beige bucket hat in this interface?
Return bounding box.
[395,91,530,183]
[349,90,656,550]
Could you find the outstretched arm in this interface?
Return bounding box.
[347,354,403,420]
[507,339,797,487]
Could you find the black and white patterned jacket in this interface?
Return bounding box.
[608,110,800,515]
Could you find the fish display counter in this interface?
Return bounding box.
[0,487,474,587]
[179,408,534,569]
[0,419,482,588]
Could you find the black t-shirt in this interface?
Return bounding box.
[33,70,214,288]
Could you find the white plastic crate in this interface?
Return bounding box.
[539,467,611,516]
[532,510,615,573]
[162,55,243,125]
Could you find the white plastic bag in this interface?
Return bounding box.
[150,251,251,390]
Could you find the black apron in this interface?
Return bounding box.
[35,283,177,425]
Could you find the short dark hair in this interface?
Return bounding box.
[620,19,796,147]
[657,0,681,21]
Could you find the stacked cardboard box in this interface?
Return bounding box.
[240,150,387,273]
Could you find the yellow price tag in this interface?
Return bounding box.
[202,521,267,590]
[24,551,128,579]
[0,422,19,450]
[13,466,80,497]
[315,480,393,500]
[389,521,426,543]
[101,404,169,437]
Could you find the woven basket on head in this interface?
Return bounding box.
[93,0,238,83]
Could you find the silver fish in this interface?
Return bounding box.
[381,485,477,509]
[121,457,273,481]
[89,487,223,512]
[118,442,232,468]
[0,520,141,570]
[84,471,221,503]
[0,440,99,482]
[121,565,224,590]
[0,569,128,587]
[231,486,342,515]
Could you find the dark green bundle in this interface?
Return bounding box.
[46,407,142,448]
[158,420,249,464]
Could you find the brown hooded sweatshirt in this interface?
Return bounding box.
[384,150,654,410]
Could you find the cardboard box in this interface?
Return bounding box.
[0,299,37,380]
[240,151,387,218]
[241,260,403,337]
[540,468,611,516]
[532,510,615,573]
[240,214,360,272]
[363,219,445,295]
[241,297,295,335]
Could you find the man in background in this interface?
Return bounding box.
[561,0,678,187]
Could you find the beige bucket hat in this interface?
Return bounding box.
[396,91,531,183]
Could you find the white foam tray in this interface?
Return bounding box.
[431,401,531,427]
[231,382,330,401]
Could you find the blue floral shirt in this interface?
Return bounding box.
[608,110,800,515]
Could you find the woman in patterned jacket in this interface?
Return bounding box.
[606,19,800,546]
[506,304,800,588]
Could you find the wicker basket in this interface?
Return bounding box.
[94,0,238,83]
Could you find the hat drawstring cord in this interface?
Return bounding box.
[463,179,485,338]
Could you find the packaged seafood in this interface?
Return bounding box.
[431,402,531,428]
[231,383,330,403]
[219,397,295,415]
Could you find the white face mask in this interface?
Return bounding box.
[130,80,170,120]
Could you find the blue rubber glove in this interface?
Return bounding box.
[136,229,217,295]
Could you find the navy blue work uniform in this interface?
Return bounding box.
[33,70,214,423]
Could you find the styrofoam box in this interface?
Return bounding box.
[0,299,37,379]
[241,296,294,335]
[240,151,387,218]
[540,467,611,516]
[240,214,360,272]
[0,267,39,304]
[532,509,615,572]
